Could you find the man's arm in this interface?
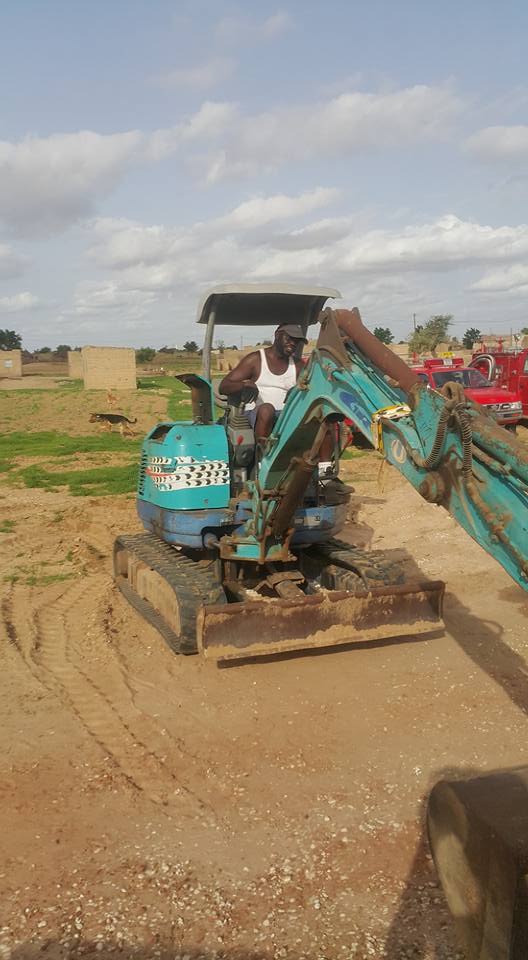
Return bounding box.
[219,352,260,400]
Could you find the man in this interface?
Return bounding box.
[219,324,306,442]
[220,323,336,478]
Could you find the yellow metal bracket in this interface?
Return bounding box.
[371,404,411,452]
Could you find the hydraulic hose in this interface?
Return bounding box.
[409,405,451,471]
[440,382,473,484]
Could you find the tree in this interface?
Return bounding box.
[462,328,481,350]
[408,315,452,356]
[0,329,22,351]
[136,347,156,363]
[159,345,176,353]
[37,346,52,353]
[183,340,198,353]
[55,344,72,359]
[215,339,225,352]
[373,326,394,345]
[521,327,528,335]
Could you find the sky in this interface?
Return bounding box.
[1,0,528,350]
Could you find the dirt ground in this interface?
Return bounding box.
[1,385,528,960]
[0,377,67,391]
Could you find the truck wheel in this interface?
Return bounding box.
[506,424,517,435]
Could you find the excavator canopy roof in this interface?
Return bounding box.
[196,283,341,330]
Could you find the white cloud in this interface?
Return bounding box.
[88,187,339,271]
[249,214,528,280]
[152,58,235,91]
[0,130,142,234]
[72,281,157,318]
[341,215,528,272]
[259,11,292,38]
[49,200,528,345]
[0,242,28,278]
[471,263,528,293]
[204,84,463,182]
[219,187,340,229]
[0,83,462,236]
[215,10,292,45]
[0,292,40,312]
[465,125,528,163]
[0,107,235,233]
[82,199,528,328]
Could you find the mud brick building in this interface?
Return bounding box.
[0,349,22,378]
[82,346,136,390]
[67,350,83,379]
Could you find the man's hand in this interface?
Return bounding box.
[240,380,259,404]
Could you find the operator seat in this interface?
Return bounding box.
[212,378,255,474]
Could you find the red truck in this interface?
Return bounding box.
[411,357,523,430]
[470,344,528,419]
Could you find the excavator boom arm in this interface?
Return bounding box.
[254,309,528,592]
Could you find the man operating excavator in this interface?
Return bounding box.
[219,323,335,475]
[219,324,304,437]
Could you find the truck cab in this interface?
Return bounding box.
[470,347,528,419]
[411,357,523,429]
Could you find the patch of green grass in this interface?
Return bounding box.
[137,375,193,421]
[0,459,14,473]
[18,460,139,497]
[3,569,76,587]
[0,519,16,533]
[0,431,142,459]
[341,448,371,460]
[26,571,76,587]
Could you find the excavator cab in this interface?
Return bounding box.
[196,282,342,380]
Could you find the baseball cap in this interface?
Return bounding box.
[276,323,307,343]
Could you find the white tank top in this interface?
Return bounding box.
[249,348,297,411]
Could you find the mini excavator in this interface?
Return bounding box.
[113,285,528,660]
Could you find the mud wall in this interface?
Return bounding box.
[0,350,22,378]
[82,346,137,391]
[67,351,83,379]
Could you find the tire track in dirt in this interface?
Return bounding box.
[7,576,215,816]
[1,596,21,651]
[62,580,222,815]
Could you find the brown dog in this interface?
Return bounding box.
[89,413,137,437]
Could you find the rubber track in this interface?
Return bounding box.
[114,533,225,655]
[321,566,364,595]
[312,538,405,590]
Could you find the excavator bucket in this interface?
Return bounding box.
[197,580,445,660]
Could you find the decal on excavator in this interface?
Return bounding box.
[338,390,371,432]
[146,455,229,492]
[390,439,407,464]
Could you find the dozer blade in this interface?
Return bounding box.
[197,580,445,661]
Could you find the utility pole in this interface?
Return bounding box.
[413,313,417,331]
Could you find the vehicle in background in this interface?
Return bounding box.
[470,344,528,419]
[411,357,523,430]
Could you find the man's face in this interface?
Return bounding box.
[275,329,301,358]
